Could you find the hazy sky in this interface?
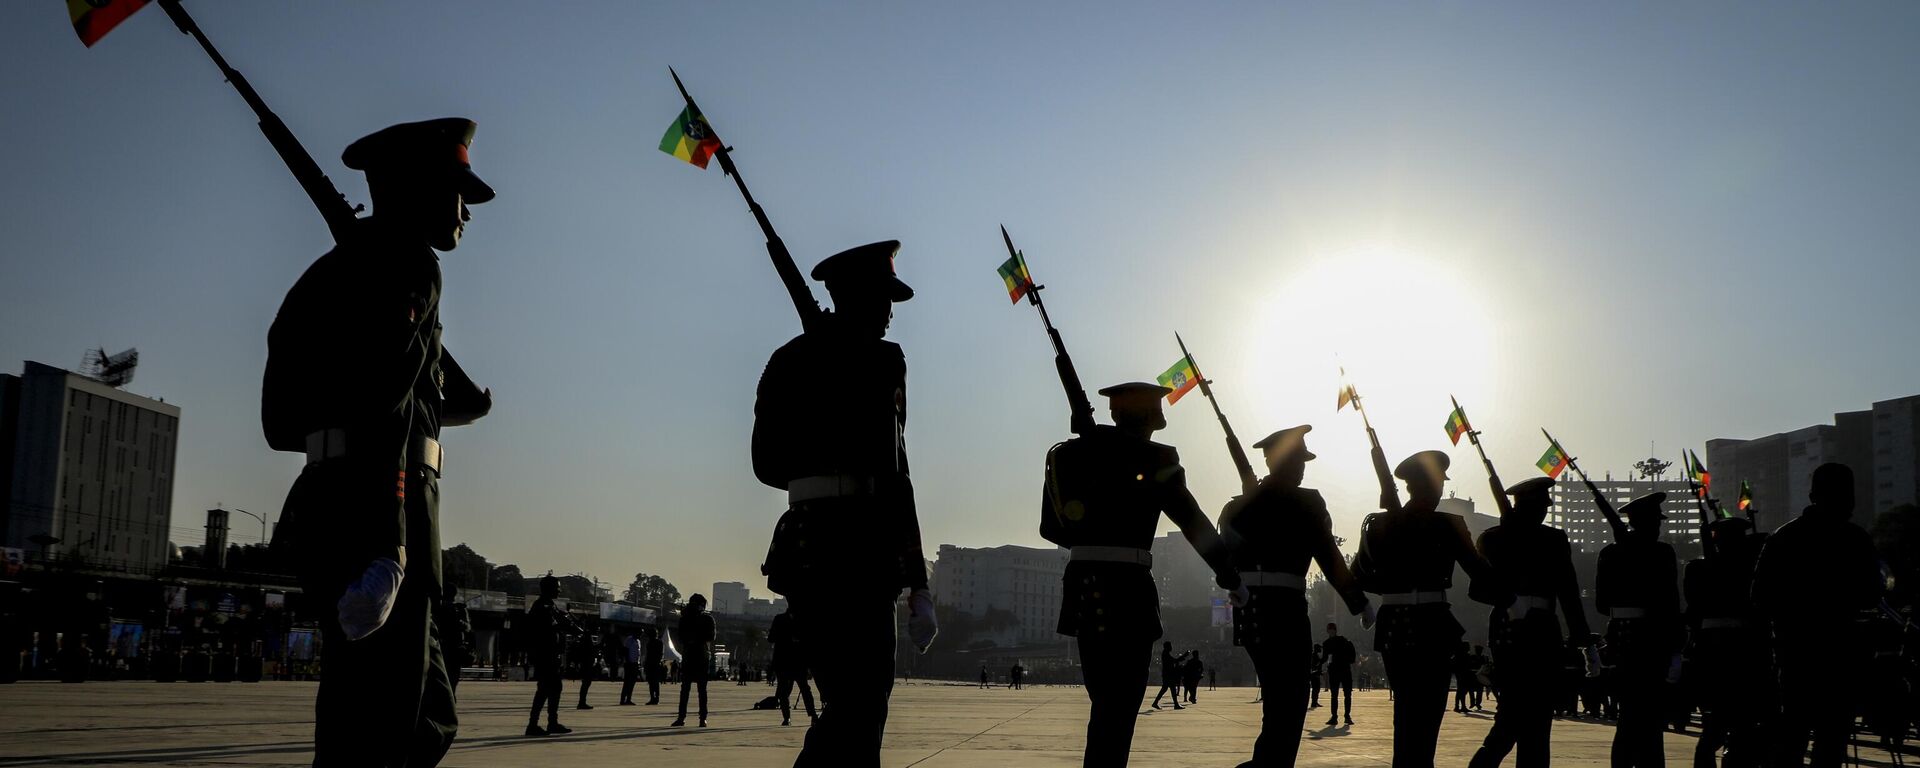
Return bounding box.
[4,2,1917,599]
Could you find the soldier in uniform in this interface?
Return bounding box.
[1467,476,1598,768]
[1351,450,1505,768]
[1219,425,1373,766]
[436,581,473,695]
[1685,515,1768,768]
[523,575,574,736]
[1040,381,1246,767]
[1595,493,1682,768]
[752,242,937,767]
[1752,463,1883,768]
[263,117,493,767]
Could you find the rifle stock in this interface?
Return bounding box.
[671,69,826,333]
[157,0,361,243]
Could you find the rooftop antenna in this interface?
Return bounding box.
[81,347,139,388]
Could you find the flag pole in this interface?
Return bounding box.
[1454,396,1511,516]
[1342,370,1400,512]
[1001,226,1095,436]
[1177,333,1258,493]
[1545,428,1628,542]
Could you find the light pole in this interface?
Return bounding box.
[228,508,268,545]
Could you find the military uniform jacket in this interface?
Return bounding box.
[1040,426,1235,642]
[1477,522,1589,650]
[262,219,488,587]
[1752,506,1883,651]
[1219,482,1367,647]
[1596,536,1681,656]
[752,324,927,592]
[1352,504,1502,654]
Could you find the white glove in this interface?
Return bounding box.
[337,557,404,641]
[1361,602,1379,631]
[1584,646,1603,678]
[1228,584,1251,608]
[907,588,939,653]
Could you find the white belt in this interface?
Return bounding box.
[1700,617,1751,630]
[1070,546,1154,567]
[304,429,444,475]
[1507,594,1555,620]
[1378,590,1448,606]
[1609,607,1647,619]
[788,474,877,504]
[1239,571,1305,590]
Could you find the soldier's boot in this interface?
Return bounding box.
[545,722,571,735]
[524,724,546,737]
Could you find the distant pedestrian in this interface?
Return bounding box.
[1151,644,1186,710]
[1010,662,1025,690]
[1323,624,1358,726]
[980,665,990,689]
[643,627,664,705]
[619,630,641,705]
[1310,644,1325,708]
[671,594,715,728]
[1183,652,1202,704]
[769,609,815,726]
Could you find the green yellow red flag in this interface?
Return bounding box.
[1737,480,1752,512]
[70,0,149,47]
[1444,405,1470,445]
[1157,356,1199,405]
[1536,440,1570,479]
[1687,450,1712,496]
[996,251,1033,303]
[659,106,722,169]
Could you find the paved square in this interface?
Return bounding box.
[0,680,1898,766]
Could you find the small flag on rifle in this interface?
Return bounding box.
[1536,440,1570,479]
[996,251,1034,304]
[1157,356,1199,405]
[1444,405,1471,445]
[1337,384,1357,412]
[70,0,149,47]
[659,106,722,169]
[1737,480,1753,512]
[1687,450,1712,496]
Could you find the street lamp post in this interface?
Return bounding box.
[228,508,268,545]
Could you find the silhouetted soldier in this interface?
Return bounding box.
[1685,515,1767,768]
[1752,463,1883,768]
[672,593,715,728]
[1153,644,1187,710]
[263,118,494,767]
[1468,476,1596,768]
[524,575,573,736]
[1219,425,1373,765]
[770,609,816,726]
[1323,624,1358,726]
[437,581,473,695]
[1352,450,1505,768]
[1596,493,1681,768]
[753,242,937,767]
[1040,382,1246,767]
[644,627,665,705]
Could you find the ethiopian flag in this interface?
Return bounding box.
[659,106,722,169]
[1536,441,1570,479]
[1158,356,1199,405]
[71,0,149,47]
[996,251,1033,303]
[1737,480,1753,512]
[1444,405,1471,445]
[1687,450,1711,495]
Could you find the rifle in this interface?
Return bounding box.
[1002,226,1095,436]
[1453,396,1511,517]
[156,0,361,243]
[1343,373,1401,512]
[1177,334,1257,493]
[1543,429,1628,542]
[669,69,826,333]
[1681,452,1722,558]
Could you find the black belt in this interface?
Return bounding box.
[305,429,444,475]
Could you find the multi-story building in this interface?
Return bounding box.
[930,544,1067,646]
[1,361,179,573]
[710,581,752,616]
[1707,394,1920,531]
[1151,531,1223,610]
[1548,473,1702,554]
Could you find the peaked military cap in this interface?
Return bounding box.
[343,117,495,204]
[812,240,912,301]
[1252,425,1315,461]
[1505,476,1556,497]
[1619,492,1667,521]
[1098,382,1172,411]
[1393,450,1451,482]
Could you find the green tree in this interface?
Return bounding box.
[490,563,526,595]
[623,573,681,608]
[442,544,491,590]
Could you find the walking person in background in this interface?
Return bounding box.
[644,626,665,705]
[1183,652,1203,704]
[671,594,715,728]
[1151,644,1186,710]
[769,609,815,726]
[1323,624,1358,726]
[1310,644,1325,709]
[618,629,641,706]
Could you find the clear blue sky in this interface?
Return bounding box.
[3,2,1917,598]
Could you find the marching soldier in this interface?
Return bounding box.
[523,575,574,736]
[263,118,494,767]
[1752,463,1884,768]
[1351,450,1505,768]
[1467,477,1598,768]
[1685,515,1768,768]
[1219,425,1373,767]
[1595,493,1682,768]
[1040,382,1247,768]
[752,242,938,767]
